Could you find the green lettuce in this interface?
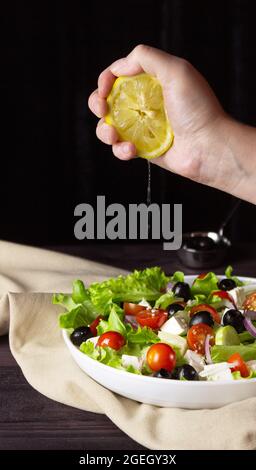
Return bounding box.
[170,271,184,283]
[191,272,219,296]
[225,265,244,287]
[211,342,256,363]
[89,267,170,311]
[155,291,183,310]
[127,326,159,345]
[80,342,141,374]
[97,306,126,337]
[232,370,254,380]
[54,280,99,329]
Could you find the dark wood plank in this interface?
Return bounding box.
[0,340,144,450]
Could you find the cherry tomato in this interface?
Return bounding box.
[123,302,147,316]
[211,290,236,306]
[228,353,250,378]
[136,308,168,330]
[89,316,103,336]
[197,273,208,280]
[147,343,176,372]
[190,304,221,324]
[243,292,256,311]
[97,331,126,350]
[187,323,214,355]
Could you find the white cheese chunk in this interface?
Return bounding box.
[138,298,152,308]
[228,284,256,309]
[160,313,188,335]
[86,336,99,347]
[247,360,256,372]
[184,350,205,373]
[121,355,142,370]
[207,369,233,381]
[199,362,234,378]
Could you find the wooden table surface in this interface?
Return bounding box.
[1,242,256,450]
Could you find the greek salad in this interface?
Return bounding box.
[54,266,256,381]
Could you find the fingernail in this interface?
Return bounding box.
[123,143,131,154]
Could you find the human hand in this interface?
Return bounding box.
[88,45,256,204]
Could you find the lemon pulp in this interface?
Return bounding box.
[105,74,173,159]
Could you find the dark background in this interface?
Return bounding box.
[5,0,256,246]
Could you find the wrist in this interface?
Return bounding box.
[202,114,256,204]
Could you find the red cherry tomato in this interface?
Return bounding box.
[211,290,236,306]
[228,353,250,378]
[187,323,214,355]
[97,331,126,350]
[190,304,221,324]
[243,292,256,311]
[197,273,208,280]
[123,302,147,316]
[147,343,176,372]
[136,308,168,330]
[90,316,103,336]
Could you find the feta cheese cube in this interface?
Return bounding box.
[184,350,205,373]
[160,312,188,335]
[86,336,99,347]
[121,355,142,370]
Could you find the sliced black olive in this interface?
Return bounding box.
[172,282,191,302]
[222,309,245,333]
[167,302,185,317]
[189,311,214,328]
[153,368,172,379]
[172,364,199,381]
[218,278,236,291]
[70,326,93,346]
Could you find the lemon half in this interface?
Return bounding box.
[105,74,173,159]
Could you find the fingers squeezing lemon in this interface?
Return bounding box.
[105,74,173,159]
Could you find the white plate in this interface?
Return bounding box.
[62,275,256,409]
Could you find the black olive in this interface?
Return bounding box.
[167,302,185,317]
[70,326,93,346]
[172,364,199,381]
[189,311,214,328]
[218,278,236,291]
[153,368,172,379]
[172,282,191,302]
[222,309,245,333]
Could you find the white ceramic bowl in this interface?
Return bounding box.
[62,275,256,409]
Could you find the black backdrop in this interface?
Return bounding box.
[5,0,256,246]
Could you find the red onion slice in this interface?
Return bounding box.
[244,310,256,320]
[243,317,256,338]
[205,334,213,364]
[166,282,174,291]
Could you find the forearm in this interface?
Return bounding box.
[205,116,256,204]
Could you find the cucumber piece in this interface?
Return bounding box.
[215,326,240,346]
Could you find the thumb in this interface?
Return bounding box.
[111,44,182,82]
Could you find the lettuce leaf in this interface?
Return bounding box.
[97,306,126,337]
[155,291,183,310]
[127,326,159,345]
[211,342,256,363]
[191,272,219,296]
[225,265,244,287]
[170,271,184,283]
[232,370,254,380]
[80,342,141,374]
[54,280,99,329]
[89,267,170,311]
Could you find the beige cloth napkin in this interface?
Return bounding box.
[1,240,256,450]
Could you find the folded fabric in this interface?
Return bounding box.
[1,241,256,449]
